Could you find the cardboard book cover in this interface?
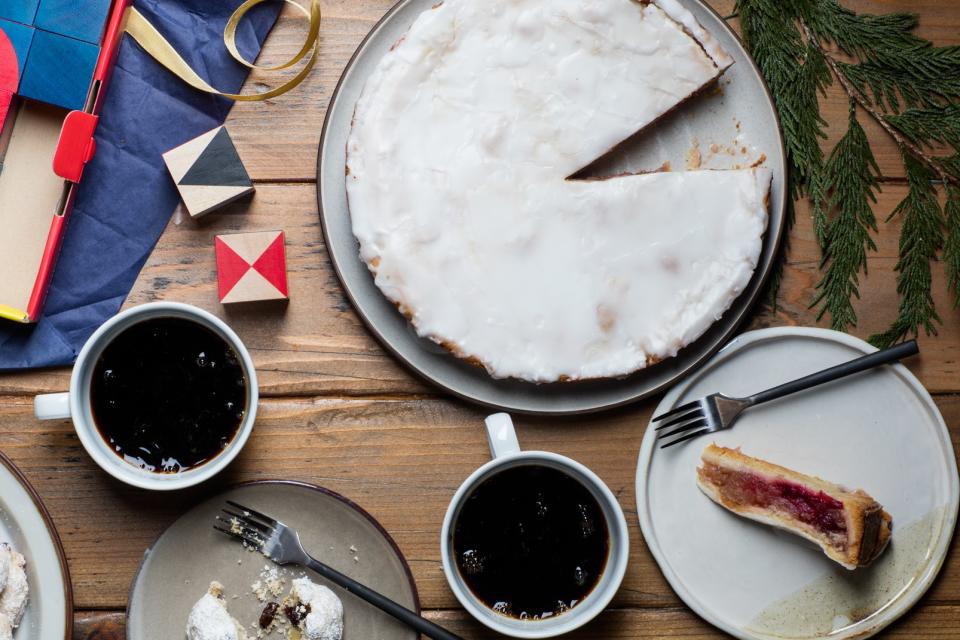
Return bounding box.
[0,0,127,323]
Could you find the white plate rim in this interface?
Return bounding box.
[635,326,960,640]
[0,450,72,640]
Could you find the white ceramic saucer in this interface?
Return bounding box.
[636,327,959,640]
[0,451,72,639]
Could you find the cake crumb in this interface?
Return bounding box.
[252,564,285,602]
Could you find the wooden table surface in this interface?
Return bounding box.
[2,1,959,638]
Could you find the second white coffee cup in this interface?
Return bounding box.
[441,413,630,638]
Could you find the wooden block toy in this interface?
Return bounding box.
[35,0,111,44]
[215,231,288,304]
[0,18,33,80]
[162,126,255,219]
[0,0,40,25]
[18,28,97,111]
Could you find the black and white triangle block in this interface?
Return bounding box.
[162,126,255,218]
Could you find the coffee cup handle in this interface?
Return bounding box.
[34,393,71,421]
[484,413,521,459]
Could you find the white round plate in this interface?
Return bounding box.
[0,452,72,639]
[636,327,959,640]
[317,0,787,415]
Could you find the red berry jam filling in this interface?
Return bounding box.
[702,463,847,540]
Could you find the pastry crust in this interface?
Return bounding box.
[696,444,892,569]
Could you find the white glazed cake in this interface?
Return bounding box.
[185,582,248,640]
[0,543,27,640]
[346,0,771,382]
[285,577,343,640]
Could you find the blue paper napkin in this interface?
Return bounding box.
[0,0,283,370]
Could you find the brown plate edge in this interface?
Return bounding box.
[0,449,74,640]
[316,0,790,416]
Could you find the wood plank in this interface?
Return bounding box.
[71,603,960,639]
[5,181,959,398]
[75,612,123,640]
[4,394,957,611]
[426,604,960,639]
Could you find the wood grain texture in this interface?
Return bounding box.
[2,393,957,612]
[0,0,958,638]
[67,605,960,639]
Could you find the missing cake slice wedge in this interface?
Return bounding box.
[696,444,892,569]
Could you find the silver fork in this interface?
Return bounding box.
[215,501,463,640]
[653,340,919,448]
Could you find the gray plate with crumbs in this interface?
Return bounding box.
[127,482,418,640]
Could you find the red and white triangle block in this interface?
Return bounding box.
[215,230,288,304]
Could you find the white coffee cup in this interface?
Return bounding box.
[33,302,258,491]
[441,413,629,638]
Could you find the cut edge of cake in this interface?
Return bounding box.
[696,444,893,570]
[649,0,734,71]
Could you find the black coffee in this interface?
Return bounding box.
[90,317,246,473]
[453,465,609,620]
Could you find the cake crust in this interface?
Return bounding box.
[696,444,892,569]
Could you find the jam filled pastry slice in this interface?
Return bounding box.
[696,445,892,569]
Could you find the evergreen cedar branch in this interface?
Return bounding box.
[732,0,960,347]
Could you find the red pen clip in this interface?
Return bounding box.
[53,110,99,183]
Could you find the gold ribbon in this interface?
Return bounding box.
[123,0,320,101]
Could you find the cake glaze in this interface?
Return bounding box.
[347,0,771,382]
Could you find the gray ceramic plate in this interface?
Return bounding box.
[127,482,418,640]
[637,328,960,639]
[317,0,788,415]
[0,452,72,640]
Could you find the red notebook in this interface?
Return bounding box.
[0,0,128,323]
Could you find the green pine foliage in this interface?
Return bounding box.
[811,105,880,331]
[735,1,830,302]
[887,105,960,150]
[733,0,960,346]
[839,46,960,112]
[868,153,943,346]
